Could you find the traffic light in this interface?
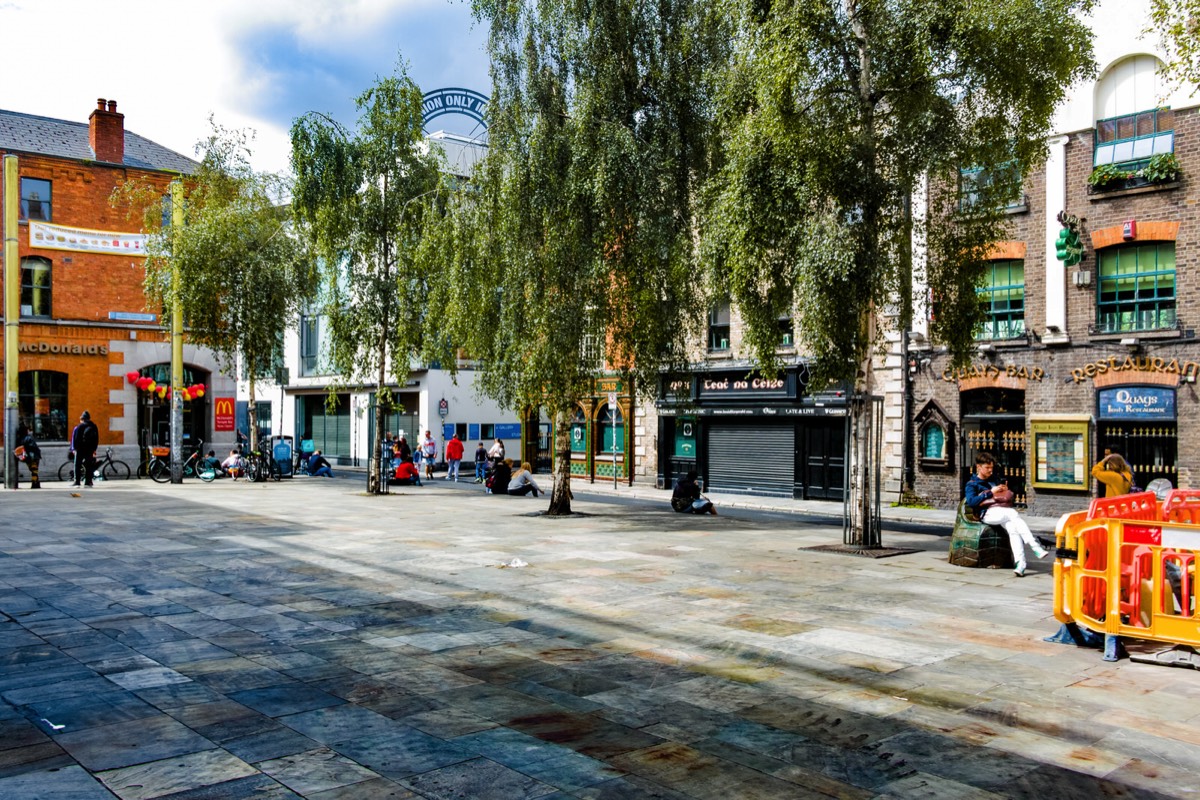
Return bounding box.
[1056,225,1082,266]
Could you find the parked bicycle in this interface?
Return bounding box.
[244,446,282,483]
[147,441,216,483]
[58,447,132,482]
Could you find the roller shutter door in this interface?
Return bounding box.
[707,422,794,497]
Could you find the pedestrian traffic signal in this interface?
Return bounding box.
[1056,225,1082,266]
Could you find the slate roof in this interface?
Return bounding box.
[0,108,198,174]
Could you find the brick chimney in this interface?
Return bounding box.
[88,97,124,164]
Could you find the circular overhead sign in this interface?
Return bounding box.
[422,88,489,130]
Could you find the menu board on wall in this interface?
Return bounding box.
[1031,417,1090,491]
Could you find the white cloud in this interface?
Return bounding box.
[1,0,487,174]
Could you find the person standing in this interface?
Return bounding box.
[444,433,464,481]
[70,411,99,487]
[15,422,41,489]
[1092,452,1134,497]
[965,451,1047,577]
[396,432,412,464]
[421,430,437,480]
[488,437,505,467]
[474,442,488,483]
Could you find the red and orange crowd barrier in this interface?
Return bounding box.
[1053,489,1200,661]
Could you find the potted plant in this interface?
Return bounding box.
[1143,152,1182,183]
[1089,153,1183,192]
[1088,163,1136,190]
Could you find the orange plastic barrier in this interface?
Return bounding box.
[1055,504,1200,651]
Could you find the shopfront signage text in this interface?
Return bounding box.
[699,376,787,395]
[942,363,1044,382]
[214,398,236,432]
[18,342,108,356]
[1072,356,1200,384]
[1098,387,1176,420]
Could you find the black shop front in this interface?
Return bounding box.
[656,367,848,499]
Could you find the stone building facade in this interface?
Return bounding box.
[900,6,1200,517]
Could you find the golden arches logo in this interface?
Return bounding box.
[215,399,234,416]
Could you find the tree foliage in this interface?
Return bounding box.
[706,0,1096,383]
[439,0,731,513]
[114,122,318,446]
[1150,0,1200,90]
[290,64,442,491]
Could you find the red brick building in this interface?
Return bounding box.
[1,98,236,477]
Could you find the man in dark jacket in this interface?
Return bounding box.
[70,411,99,487]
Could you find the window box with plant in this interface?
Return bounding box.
[1088,153,1182,193]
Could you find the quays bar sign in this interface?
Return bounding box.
[942,363,1045,382]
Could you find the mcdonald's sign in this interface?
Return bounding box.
[214,397,236,431]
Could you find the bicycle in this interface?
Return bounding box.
[244,447,282,483]
[148,441,216,483]
[58,447,132,482]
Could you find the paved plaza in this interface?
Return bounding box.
[0,477,1196,799]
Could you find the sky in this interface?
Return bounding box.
[0,0,491,174]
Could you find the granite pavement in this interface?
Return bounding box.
[0,476,1194,799]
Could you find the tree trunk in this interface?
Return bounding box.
[248,374,258,454]
[547,407,573,515]
[369,324,388,494]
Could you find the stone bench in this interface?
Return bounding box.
[948,501,1015,569]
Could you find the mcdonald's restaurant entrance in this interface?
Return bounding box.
[136,363,211,451]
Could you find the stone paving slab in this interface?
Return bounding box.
[0,479,1189,798]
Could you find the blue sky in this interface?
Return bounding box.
[1,0,490,173]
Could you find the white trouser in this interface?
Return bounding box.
[981,507,1039,570]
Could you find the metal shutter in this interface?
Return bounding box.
[707,423,794,497]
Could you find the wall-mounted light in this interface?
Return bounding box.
[1120,337,1141,352]
[977,343,996,356]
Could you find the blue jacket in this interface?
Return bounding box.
[964,473,999,513]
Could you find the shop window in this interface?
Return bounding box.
[20,257,51,318]
[20,178,51,221]
[1096,243,1175,334]
[18,370,68,441]
[708,302,730,352]
[976,259,1024,340]
[598,404,624,454]
[570,408,587,453]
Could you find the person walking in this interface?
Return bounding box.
[70,411,99,487]
[421,430,437,480]
[474,442,488,483]
[444,433,464,481]
[965,451,1047,577]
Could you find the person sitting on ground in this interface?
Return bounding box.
[393,457,422,486]
[308,450,334,478]
[1092,451,1134,497]
[200,449,224,477]
[487,458,513,495]
[508,462,542,497]
[965,451,1047,577]
[671,470,717,515]
[222,449,245,480]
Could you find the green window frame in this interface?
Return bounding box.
[1094,108,1174,169]
[1096,243,1176,334]
[708,302,730,352]
[976,260,1025,340]
[599,404,624,454]
[959,164,1024,211]
[569,408,587,454]
[19,370,68,442]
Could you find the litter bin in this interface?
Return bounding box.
[271,435,294,478]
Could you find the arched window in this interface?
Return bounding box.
[21,256,51,318]
[19,370,68,441]
[598,403,624,454]
[570,407,588,453]
[1094,55,1173,170]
